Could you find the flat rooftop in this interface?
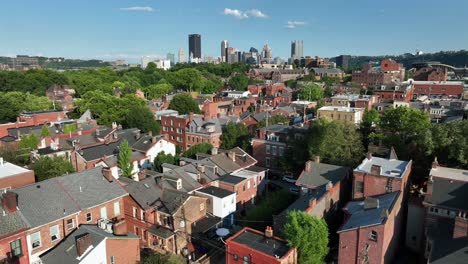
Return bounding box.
[231,228,291,258]
[354,156,410,178]
[318,106,364,112]
[430,166,468,182]
[0,161,31,178]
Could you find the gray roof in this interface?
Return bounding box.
[159,189,190,215]
[0,203,29,237]
[78,129,140,161]
[148,225,174,239]
[218,174,246,185]
[40,224,138,264]
[338,192,400,232]
[354,156,410,178]
[197,186,235,198]
[425,174,468,211]
[231,229,291,258]
[123,175,164,209]
[132,135,164,153]
[296,162,350,189]
[13,167,127,228]
[310,67,344,74]
[429,237,468,264]
[0,161,32,179]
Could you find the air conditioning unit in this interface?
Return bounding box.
[98,218,108,229]
[105,222,113,233]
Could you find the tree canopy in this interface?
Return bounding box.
[228,74,250,91]
[0,92,55,123]
[31,156,75,182]
[182,143,213,159]
[153,151,177,172]
[298,83,324,102]
[220,122,251,151]
[122,105,160,135]
[168,94,200,115]
[284,211,329,264]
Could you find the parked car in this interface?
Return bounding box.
[289,186,300,194]
[282,176,296,184]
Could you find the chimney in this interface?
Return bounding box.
[265,226,274,238]
[432,157,439,169]
[228,151,236,162]
[453,212,468,239]
[113,219,128,236]
[102,168,114,182]
[179,160,186,166]
[370,165,381,176]
[138,170,147,181]
[148,130,153,137]
[366,152,373,160]
[189,112,194,123]
[2,192,18,212]
[313,156,320,164]
[197,164,205,173]
[309,198,317,209]
[76,233,92,257]
[211,147,218,155]
[305,160,313,172]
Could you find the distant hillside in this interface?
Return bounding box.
[334,50,468,69]
[0,56,111,69]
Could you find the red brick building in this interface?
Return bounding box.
[252,125,290,170]
[161,113,191,150]
[373,83,414,103]
[352,153,412,200]
[352,59,405,88]
[0,160,35,190]
[0,110,67,138]
[217,174,258,209]
[412,81,465,99]
[225,227,297,264]
[413,67,448,82]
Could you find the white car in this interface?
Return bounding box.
[282,176,296,184]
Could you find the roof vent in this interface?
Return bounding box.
[364,197,379,210]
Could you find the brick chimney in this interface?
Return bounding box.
[366,152,373,160]
[453,212,468,239]
[148,130,152,137]
[211,147,218,155]
[432,157,439,169]
[76,233,92,257]
[197,164,205,173]
[370,165,381,176]
[189,112,194,123]
[305,160,313,173]
[138,170,147,181]
[102,168,113,182]
[308,198,317,209]
[314,156,320,164]
[113,219,128,236]
[2,192,18,212]
[228,151,236,162]
[265,226,273,238]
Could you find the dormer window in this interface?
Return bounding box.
[176,179,182,190]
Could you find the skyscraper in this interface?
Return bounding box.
[166,53,175,66]
[188,34,202,61]
[335,55,350,69]
[178,48,185,64]
[291,40,304,60]
[262,44,272,63]
[221,40,229,62]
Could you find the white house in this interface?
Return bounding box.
[195,186,236,225]
[224,90,251,99]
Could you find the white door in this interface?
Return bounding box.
[100,207,107,219]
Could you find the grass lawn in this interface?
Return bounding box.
[242,190,297,230]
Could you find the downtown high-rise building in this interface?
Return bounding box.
[262,44,272,63]
[221,40,229,62]
[291,40,304,60]
[188,34,202,61]
[166,53,175,66]
[178,48,185,63]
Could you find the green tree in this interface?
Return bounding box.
[284,211,329,264]
[118,140,133,178]
[228,74,250,91]
[63,124,78,134]
[168,94,200,114]
[298,83,324,102]
[183,143,213,159]
[18,133,39,163]
[431,121,468,169]
[143,83,174,99]
[31,156,75,182]
[140,252,185,264]
[153,152,176,172]
[360,109,380,151]
[257,114,289,128]
[40,125,51,138]
[123,105,160,135]
[220,122,251,151]
[308,118,364,167]
[168,68,203,91]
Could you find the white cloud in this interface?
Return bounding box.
[285,21,307,29]
[223,8,268,19]
[223,8,248,19]
[246,9,268,18]
[120,6,154,12]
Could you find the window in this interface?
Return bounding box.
[86,212,92,222]
[370,231,378,241]
[243,256,250,264]
[247,180,250,189]
[50,225,60,242]
[200,203,205,211]
[100,207,107,220]
[266,157,270,167]
[10,239,22,257]
[233,254,238,261]
[141,210,145,221]
[243,185,246,191]
[133,207,138,218]
[110,256,115,264]
[114,201,121,216]
[356,181,364,193]
[31,232,41,249]
[279,147,284,157]
[266,145,270,154]
[66,219,74,230]
[272,146,277,156]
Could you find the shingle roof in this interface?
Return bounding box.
[148,225,174,239]
[354,156,410,178]
[425,169,468,211]
[338,192,400,232]
[0,203,29,237]
[78,129,140,161]
[197,186,235,198]
[296,162,350,189]
[132,135,164,153]
[218,174,246,185]
[13,167,127,228]
[159,189,190,214]
[230,228,291,258]
[40,224,138,264]
[123,175,164,209]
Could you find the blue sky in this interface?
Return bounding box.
[1,0,467,62]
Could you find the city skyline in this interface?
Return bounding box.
[1,0,468,62]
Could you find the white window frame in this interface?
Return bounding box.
[66,219,74,230]
[100,207,108,220]
[31,231,41,249]
[114,201,121,216]
[86,212,92,222]
[50,225,60,242]
[133,207,138,218]
[110,256,115,264]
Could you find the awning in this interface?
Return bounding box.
[148,226,174,239]
[191,215,222,234]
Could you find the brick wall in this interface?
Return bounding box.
[0,231,29,264]
[413,83,464,97]
[106,237,140,263]
[0,170,35,189]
